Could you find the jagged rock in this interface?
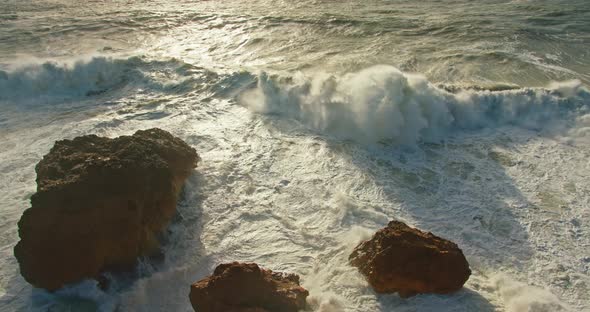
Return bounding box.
[189,262,309,312]
[14,128,200,291]
[349,221,471,298]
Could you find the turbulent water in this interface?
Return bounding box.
[1,0,589,311]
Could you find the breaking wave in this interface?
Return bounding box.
[240,65,589,144]
[0,56,214,103]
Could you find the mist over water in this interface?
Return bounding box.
[1,1,589,311]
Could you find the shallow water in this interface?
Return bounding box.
[0,1,589,311]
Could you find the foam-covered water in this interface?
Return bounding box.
[1,1,589,311]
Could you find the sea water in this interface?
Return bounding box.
[0,1,589,311]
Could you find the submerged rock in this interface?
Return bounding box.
[349,220,471,298]
[14,128,200,291]
[189,262,309,312]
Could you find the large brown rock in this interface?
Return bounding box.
[189,262,309,312]
[349,221,471,298]
[14,128,200,291]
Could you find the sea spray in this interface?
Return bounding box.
[240,65,589,144]
[0,56,213,104]
[0,57,131,100]
[491,274,570,312]
[31,280,117,312]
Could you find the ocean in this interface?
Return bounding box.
[0,0,589,311]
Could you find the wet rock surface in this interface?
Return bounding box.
[349,220,471,297]
[14,128,200,291]
[190,262,309,312]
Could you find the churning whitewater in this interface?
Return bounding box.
[1,0,589,311]
[241,65,589,143]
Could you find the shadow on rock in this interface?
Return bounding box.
[114,171,215,311]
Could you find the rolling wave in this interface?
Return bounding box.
[0,56,215,103]
[239,65,589,144]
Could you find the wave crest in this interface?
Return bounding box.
[0,56,210,103]
[239,65,589,143]
[0,57,135,100]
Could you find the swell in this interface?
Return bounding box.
[239,65,589,144]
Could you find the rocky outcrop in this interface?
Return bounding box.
[349,221,471,298]
[189,262,309,312]
[14,128,200,291]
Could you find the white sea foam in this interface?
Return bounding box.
[0,57,132,100]
[1,0,590,311]
[0,56,205,104]
[240,66,589,144]
[492,274,570,312]
[1,72,588,311]
[31,280,117,312]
